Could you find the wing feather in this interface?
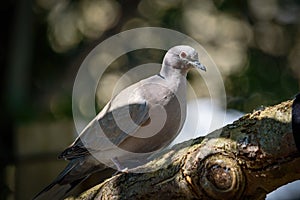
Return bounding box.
[59,82,150,160]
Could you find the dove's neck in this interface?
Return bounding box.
[160,63,188,80]
[160,64,187,95]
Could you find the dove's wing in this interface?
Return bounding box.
[59,81,151,160]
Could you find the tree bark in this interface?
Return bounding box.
[66,99,300,200]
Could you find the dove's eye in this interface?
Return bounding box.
[179,51,187,59]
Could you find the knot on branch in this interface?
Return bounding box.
[186,153,245,200]
[199,154,245,199]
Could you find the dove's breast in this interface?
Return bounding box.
[118,75,187,153]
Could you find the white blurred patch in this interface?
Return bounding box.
[266,180,300,200]
[172,98,243,145]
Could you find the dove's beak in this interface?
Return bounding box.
[189,61,206,71]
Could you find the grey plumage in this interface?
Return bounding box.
[33,45,206,200]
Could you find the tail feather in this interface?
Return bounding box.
[33,156,107,200]
[33,161,87,200]
[33,182,80,200]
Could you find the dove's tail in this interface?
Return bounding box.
[33,178,85,200]
[33,159,88,200]
[33,157,108,200]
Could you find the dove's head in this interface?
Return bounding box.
[162,45,206,76]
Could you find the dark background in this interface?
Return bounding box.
[1,0,299,199]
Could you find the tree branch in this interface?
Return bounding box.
[66,99,300,200]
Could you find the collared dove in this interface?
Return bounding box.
[34,45,206,199]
